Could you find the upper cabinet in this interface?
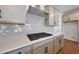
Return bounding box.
[63,10,79,22]
[54,9,60,25]
[63,14,70,22]
[45,6,55,26]
[0,5,26,25]
[45,6,59,26]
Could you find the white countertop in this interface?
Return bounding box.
[0,33,63,54]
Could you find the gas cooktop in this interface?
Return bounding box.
[27,32,52,41]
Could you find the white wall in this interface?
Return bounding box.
[0,5,26,23]
[63,21,78,42]
[0,5,26,37]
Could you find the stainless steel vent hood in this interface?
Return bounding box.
[27,6,48,17]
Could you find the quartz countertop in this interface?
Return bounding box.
[0,33,63,54]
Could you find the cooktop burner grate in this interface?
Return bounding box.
[27,32,52,41]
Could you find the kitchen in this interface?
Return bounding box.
[0,5,79,54]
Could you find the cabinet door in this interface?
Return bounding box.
[33,41,54,54]
[46,41,54,54]
[33,46,46,54]
[53,35,64,53]
[63,12,79,22]
[71,12,79,20]
[59,35,64,49]
[49,7,55,25]
[48,14,55,25]
[54,9,59,25]
[53,37,60,53]
[68,14,76,21]
[45,6,60,26]
[45,6,55,25]
[63,15,70,22]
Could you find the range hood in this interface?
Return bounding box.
[0,20,25,25]
[27,6,48,17]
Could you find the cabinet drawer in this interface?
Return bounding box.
[5,45,32,54]
[33,46,45,54]
[54,34,63,39]
[53,38,60,53]
[33,37,53,49]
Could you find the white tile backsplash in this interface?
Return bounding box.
[0,12,62,37]
[26,13,62,34]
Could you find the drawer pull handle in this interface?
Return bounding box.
[18,52,22,54]
[45,47,48,53]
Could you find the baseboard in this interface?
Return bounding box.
[64,38,78,44]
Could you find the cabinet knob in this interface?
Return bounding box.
[18,52,22,54]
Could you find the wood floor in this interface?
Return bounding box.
[58,39,79,54]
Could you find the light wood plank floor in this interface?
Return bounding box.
[58,39,79,54]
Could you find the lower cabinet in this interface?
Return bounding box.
[5,34,64,54]
[33,41,54,54]
[33,45,46,54]
[53,35,64,53]
[33,35,64,54]
[59,35,64,49]
[46,41,54,54]
[5,45,32,54]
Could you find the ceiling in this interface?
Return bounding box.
[52,5,79,14]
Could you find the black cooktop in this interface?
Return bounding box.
[27,32,52,41]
